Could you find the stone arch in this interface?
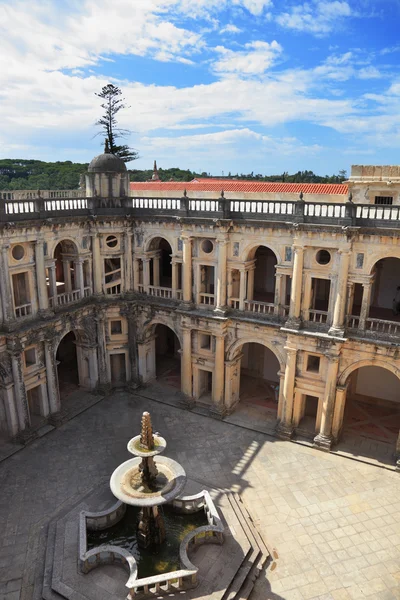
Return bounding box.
[365,251,400,275]
[144,234,175,254]
[51,238,79,258]
[141,317,182,347]
[226,336,285,371]
[242,241,281,263]
[338,358,400,387]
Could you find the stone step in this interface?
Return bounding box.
[222,493,269,600]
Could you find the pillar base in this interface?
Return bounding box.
[213,306,228,316]
[275,422,294,440]
[209,403,226,419]
[48,412,63,427]
[328,326,345,337]
[313,433,333,451]
[179,301,194,311]
[284,317,302,330]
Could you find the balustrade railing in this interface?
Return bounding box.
[137,284,144,293]
[199,293,215,306]
[230,298,240,309]
[148,286,173,299]
[244,300,275,315]
[57,289,81,305]
[83,286,92,297]
[3,191,400,229]
[308,309,328,323]
[176,289,183,300]
[366,317,400,336]
[106,283,121,295]
[15,303,32,318]
[346,315,360,329]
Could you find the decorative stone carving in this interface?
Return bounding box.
[80,315,97,345]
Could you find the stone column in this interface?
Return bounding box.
[239,269,246,310]
[2,386,19,437]
[0,245,13,321]
[224,356,241,414]
[143,258,151,293]
[171,259,178,298]
[44,340,61,415]
[182,236,193,305]
[133,258,140,292]
[35,240,49,313]
[181,327,193,402]
[276,346,297,439]
[274,272,283,315]
[359,281,372,330]
[331,385,347,442]
[48,262,57,305]
[287,245,304,328]
[246,267,255,301]
[124,307,139,388]
[329,250,351,336]
[346,281,355,318]
[74,257,85,298]
[314,354,340,451]
[62,260,72,292]
[10,350,29,431]
[215,240,227,313]
[95,311,110,393]
[91,233,103,295]
[277,372,285,422]
[123,231,133,293]
[212,334,225,415]
[153,252,161,287]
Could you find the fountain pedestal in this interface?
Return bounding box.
[110,411,186,549]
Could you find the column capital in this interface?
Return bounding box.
[337,248,351,256]
[284,346,297,356]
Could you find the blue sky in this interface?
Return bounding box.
[1,0,400,176]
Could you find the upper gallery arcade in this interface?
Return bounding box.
[0,148,400,470]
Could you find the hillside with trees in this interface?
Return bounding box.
[0,159,347,190]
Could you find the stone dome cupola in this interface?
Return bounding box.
[85,139,130,199]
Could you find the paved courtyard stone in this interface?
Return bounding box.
[1,390,400,600]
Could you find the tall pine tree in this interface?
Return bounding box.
[95,84,139,163]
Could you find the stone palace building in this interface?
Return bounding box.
[1,151,400,467]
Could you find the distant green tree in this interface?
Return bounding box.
[95,84,139,163]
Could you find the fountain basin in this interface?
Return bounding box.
[127,434,167,457]
[79,490,224,598]
[110,456,186,506]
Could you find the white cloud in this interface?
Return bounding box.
[213,41,282,75]
[358,66,382,79]
[276,1,351,35]
[220,24,242,34]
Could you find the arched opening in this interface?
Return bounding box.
[56,331,79,400]
[50,240,81,304]
[352,257,400,323]
[229,342,280,430]
[248,246,277,304]
[155,324,181,389]
[149,237,173,288]
[338,365,400,465]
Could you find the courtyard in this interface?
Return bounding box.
[1,390,400,600]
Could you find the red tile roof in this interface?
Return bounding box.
[130,179,348,195]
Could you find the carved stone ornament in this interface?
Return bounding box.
[0,352,11,382]
[80,315,97,345]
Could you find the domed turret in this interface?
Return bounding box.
[85,140,130,200]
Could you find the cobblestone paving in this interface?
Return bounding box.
[1,390,400,600]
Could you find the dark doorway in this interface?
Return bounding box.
[56,331,79,400]
[155,325,181,389]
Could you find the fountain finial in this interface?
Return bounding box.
[140,412,154,451]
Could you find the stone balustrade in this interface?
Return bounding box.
[1,192,400,228]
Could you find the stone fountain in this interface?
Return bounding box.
[109,411,186,548]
